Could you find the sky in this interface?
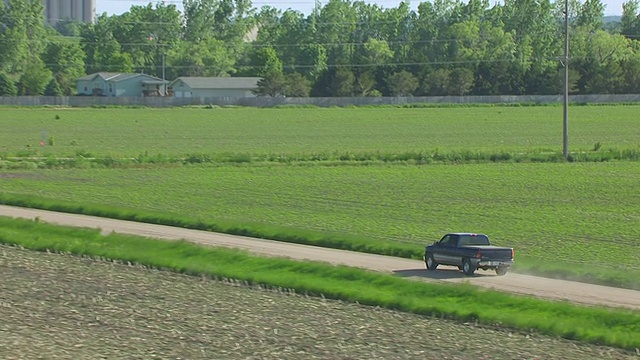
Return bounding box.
[97,0,627,17]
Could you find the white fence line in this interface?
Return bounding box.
[1,94,640,108]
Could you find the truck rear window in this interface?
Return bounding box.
[458,235,490,246]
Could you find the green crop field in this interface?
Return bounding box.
[1,106,639,158]
[2,162,639,282]
[1,105,639,287]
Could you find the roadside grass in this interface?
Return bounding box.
[0,193,420,259]
[513,254,640,289]
[1,216,639,351]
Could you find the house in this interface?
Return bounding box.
[76,73,169,97]
[168,77,261,98]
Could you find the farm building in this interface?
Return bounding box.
[168,77,261,98]
[76,73,168,97]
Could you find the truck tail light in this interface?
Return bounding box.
[475,250,482,259]
[511,249,515,259]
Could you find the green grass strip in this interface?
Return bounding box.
[1,216,639,351]
[0,193,419,259]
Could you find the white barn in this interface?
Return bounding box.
[168,77,261,98]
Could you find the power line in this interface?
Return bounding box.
[44,33,566,48]
[48,18,178,25]
[1,55,600,71]
[103,0,413,5]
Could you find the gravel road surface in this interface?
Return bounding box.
[1,205,639,310]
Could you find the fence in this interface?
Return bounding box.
[1,94,640,108]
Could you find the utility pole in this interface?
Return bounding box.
[563,0,570,160]
[162,52,166,96]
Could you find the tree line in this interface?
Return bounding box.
[1,0,640,97]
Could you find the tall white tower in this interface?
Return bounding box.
[43,0,95,26]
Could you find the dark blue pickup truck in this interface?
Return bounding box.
[424,233,514,276]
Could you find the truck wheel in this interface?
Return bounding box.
[462,259,476,276]
[495,267,508,276]
[425,253,438,270]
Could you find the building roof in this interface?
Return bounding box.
[169,77,261,90]
[77,72,164,83]
[141,80,169,85]
[448,233,488,237]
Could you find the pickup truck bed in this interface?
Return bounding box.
[424,233,514,275]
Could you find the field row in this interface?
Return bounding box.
[1,106,639,158]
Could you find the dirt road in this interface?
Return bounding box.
[1,205,639,310]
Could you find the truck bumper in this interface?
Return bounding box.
[474,260,514,268]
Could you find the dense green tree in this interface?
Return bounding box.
[0,72,17,96]
[574,30,633,93]
[251,7,328,79]
[448,67,475,95]
[446,20,482,63]
[79,15,109,73]
[54,20,83,37]
[183,0,254,43]
[502,0,559,94]
[623,58,640,92]
[253,6,282,43]
[298,44,329,80]
[18,59,52,95]
[80,15,134,73]
[362,38,394,65]
[315,0,358,66]
[424,68,451,95]
[353,71,377,96]
[380,2,414,63]
[110,3,183,77]
[3,0,640,97]
[253,70,286,97]
[330,67,356,96]
[43,40,86,95]
[44,77,63,96]
[103,53,134,73]
[251,46,283,76]
[406,2,438,72]
[576,0,605,31]
[167,39,235,78]
[386,70,419,96]
[543,67,581,94]
[285,72,311,97]
[0,0,48,74]
[621,0,640,38]
[583,61,627,93]
[261,10,307,70]
[310,68,334,97]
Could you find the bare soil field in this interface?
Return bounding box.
[1,245,637,360]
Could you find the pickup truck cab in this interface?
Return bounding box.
[424,233,514,276]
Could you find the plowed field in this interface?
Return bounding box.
[1,245,636,359]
